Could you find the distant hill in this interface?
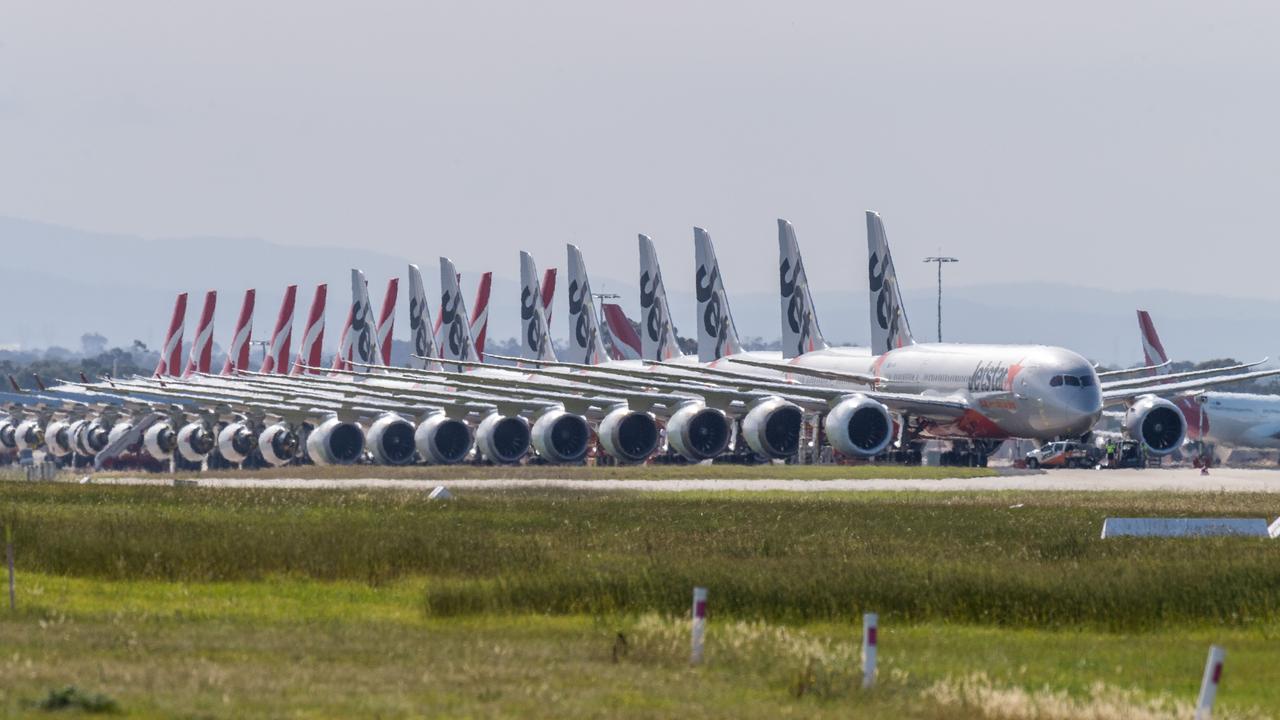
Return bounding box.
[0,216,1273,367]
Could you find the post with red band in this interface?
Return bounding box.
[690,587,708,665]
[861,612,878,689]
[1195,645,1225,720]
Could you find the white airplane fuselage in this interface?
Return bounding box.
[1193,392,1280,451]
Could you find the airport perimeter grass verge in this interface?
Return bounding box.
[1,483,1277,716]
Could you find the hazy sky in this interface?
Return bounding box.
[3,1,1279,305]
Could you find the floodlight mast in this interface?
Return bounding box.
[922,255,959,342]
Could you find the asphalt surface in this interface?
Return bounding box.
[83,467,1280,493]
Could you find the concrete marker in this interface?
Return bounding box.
[861,612,878,689]
[1194,645,1225,720]
[690,586,707,665]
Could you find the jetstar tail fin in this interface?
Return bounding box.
[778,219,830,358]
[440,258,480,364]
[520,251,557,362]
[221,289,255,374]
[1136,310,1172,376]
[183,290,218,377]
[261,285,297,374]
[566,244,610,364]
[468,272,492,361]
[155,292,188,377]
[866,211,915,354]
[638,234,683,360]
[407,264,438,369]
[376,277,399,365]
[291,284,327,375]
[693,227,745,362]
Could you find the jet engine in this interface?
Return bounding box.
[596,407,659,464]
[217,421,257,463]
[530,409,591,464]
[71,419,109,457]
[44,420,74,457]
[740,398,805,459]
[304,417,366,466]
[666,403,732,461]
[414,414,473,464]
[13,419,43,451]
[258,422,300,466]
[0,418,15,450]
[142,422,178,461]
[1124,395,1186,456]
[825,395,894,458]
[475,413,531,464]
[177,422,217,463]
[367,414,417,465]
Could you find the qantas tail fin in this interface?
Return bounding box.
[601,303,642,361]
[519,252,557,362]
[566,244,610,364]
[221,289,255,374]
[468,272,493,361]
[291,284,327,375]
[778,219,831,358]
[541,267,557,327]
[183,290,218,377]
[638,234,684,361]
[155,292,188,377]
[261,285,297,374]
[407,264,438,369]
[1136,310,1173,376]
[693,227,745,362]
[376,277,399,365]
[440,258,480,364]
[866,211,915,354]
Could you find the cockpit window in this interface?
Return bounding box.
[1079,375,1094,387]
[1063,375,1080,387]
[1050,375,1063,387]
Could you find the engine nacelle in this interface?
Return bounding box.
[666,403,732,461]
[1124,395,1186,456]
[597,407,659,464]
[304,417,366,466]
[367,414,417,465]
[44,420,74,457]
[475,413,531,464]
[740,398,804,459]
[530,409,591,464]
[14,419,43,451]
[177,422,216,463]
[70,419,109,456]
[217,422,257,463]
[258,422,300,466]
[142,423,178,461]
[414,414,473,464]
[826,395,894,458]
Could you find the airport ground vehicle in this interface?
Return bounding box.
[1025,440,1100,469]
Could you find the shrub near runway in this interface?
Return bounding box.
[4,484,1279,629]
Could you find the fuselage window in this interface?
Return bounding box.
[1063,375,1080,387]
[1079,375,1095,387]
[1050,375,1063,387]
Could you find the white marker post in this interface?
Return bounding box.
[1195,645,1225,720]
[861,612,878,689]
[690,587,708,665]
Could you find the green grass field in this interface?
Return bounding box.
[0,483,1275,718]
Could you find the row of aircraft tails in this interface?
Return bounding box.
[3,212,1279,471]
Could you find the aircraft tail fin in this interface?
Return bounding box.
[376,277,399,366]
[638,234,684,360]
[866,211,915,353]
[261,285,297,374]
[468,272,492,361]
[155,292,188,377]
[183,290,218,377]
[291,283,327,375]
[566,244,610,364]
[221,289,255,374]
[440,258,480,364]
[693,227,745,362]
[407,264,438,369]
[520,252,558,362]
[1136,310,1172,376]
[601,303,643,361]
[778,219,831,358]
[541,267,557,327]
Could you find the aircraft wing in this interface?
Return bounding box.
[689,356,879,386]
[1102,366,1280,405]
[1099,359,1269,392]
[1096,360,1171,379]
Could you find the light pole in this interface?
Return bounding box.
[922,255,959,342]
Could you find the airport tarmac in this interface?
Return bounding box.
[84,467,1280,493]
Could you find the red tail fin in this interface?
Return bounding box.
[541,267,557,327]
[183,290,218,377]
[601,303,642,361]
[33,374,45,392]
[376,277,399,366]
[155,292,188,376]
[221,289,256,374]
[292,284,328,375]
[1136,310,1171,376]
[469,271,493,361]
[261,285,297,374]
[332,306,354,371]
[8,375,20,393]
